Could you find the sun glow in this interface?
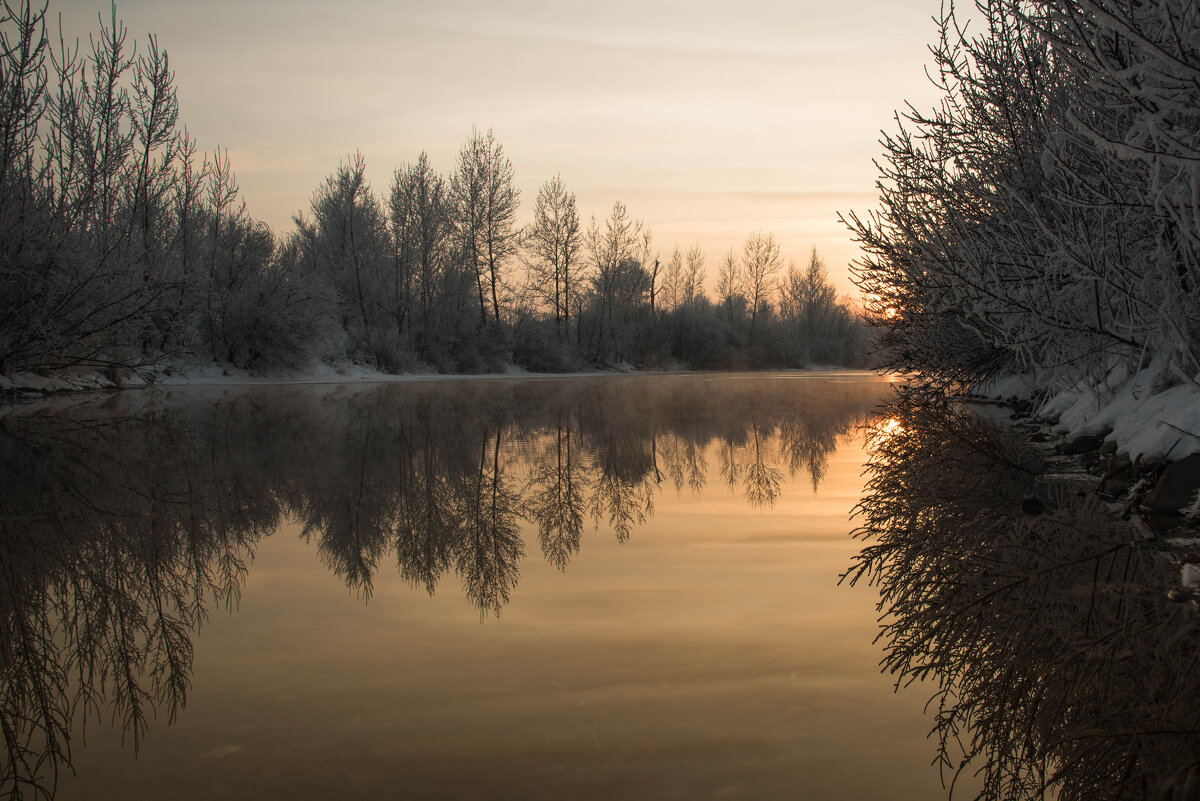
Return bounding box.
[876,418,904,443]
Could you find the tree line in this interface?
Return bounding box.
[847,0,1200,395]
[0,0,865,379]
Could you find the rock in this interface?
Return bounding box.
[1061,434,1107,455]
[1144,454,1200,514]
[1167,586,1199,602]
[1107,452,1133,472]
[1038,471,1100,486]
[1100,472,1137,499]
[1168,563,1200,603]
[1097,453,1136,499]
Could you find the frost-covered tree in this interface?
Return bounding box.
[522,174,580,343]
[846,0,1200,391]
[389,152,457,356]
[781,248,836,349]
[296,152,394,366]
[741,230,782,340]
[450,127,519,326]
[682,244,706,307]
[779,248,865,366]
[0,0,875,379]
[716,248,743,325]
[0,1,183,373]
[582,201,647,362]
[661,245,684,312]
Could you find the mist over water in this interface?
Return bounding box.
[3,372,948,800]
[4,373,1195,800]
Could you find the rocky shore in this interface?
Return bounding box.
[997,398,1200,604]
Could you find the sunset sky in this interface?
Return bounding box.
[54,0,943,294]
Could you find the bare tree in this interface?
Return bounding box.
[583,200,644,361]
[661,245,684,312]
[741,230,782,340]
[716,248,741,325]
[451,127,519,326]
[683,244,706,306]
[522,174,580,343]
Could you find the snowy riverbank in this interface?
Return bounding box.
[976,365,1200,601]
[979,363,1200,464]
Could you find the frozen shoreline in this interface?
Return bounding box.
[978,364,1200,464]
[974,368,1200,603]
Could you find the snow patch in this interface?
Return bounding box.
[983,362,1200,463]
[976,373,1039,400]
[1182,563,1200,593]
[1049,376,1200,462]
[1185,489,1200,524]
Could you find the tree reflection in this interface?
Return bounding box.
[743,423,783,508]
[394,438,460,594]
[296,412,393,598]
[526,416,588,570]
[0,374,882,795]
[659,435,707,496]
[846,396,1200,801]
[0,407,272,799]
[455,430,525,617]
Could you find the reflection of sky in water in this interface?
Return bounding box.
[2,374,949,800]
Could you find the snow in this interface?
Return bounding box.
[0,369,146,393]
[978,373,1039,400]
[1048,379,1200,463]
[153,361,415,387]
[1182,563,1200,593]
[1181,492,1200,528]
[979,362,1200,463]
[0,361,588,395]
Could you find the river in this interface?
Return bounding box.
[3,371,1194,800]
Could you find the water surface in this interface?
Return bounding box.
[1,372,948,800]
[849,396,1200,801]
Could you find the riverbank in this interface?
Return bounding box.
[967,368,1200,603]
[978,365,1200,462]
[975,375,1199,524]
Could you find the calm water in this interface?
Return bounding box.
[849,397,1200,801]
[2,371,955,800]
[7,372,1196,800]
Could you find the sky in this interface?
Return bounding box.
[52,0,945,295]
